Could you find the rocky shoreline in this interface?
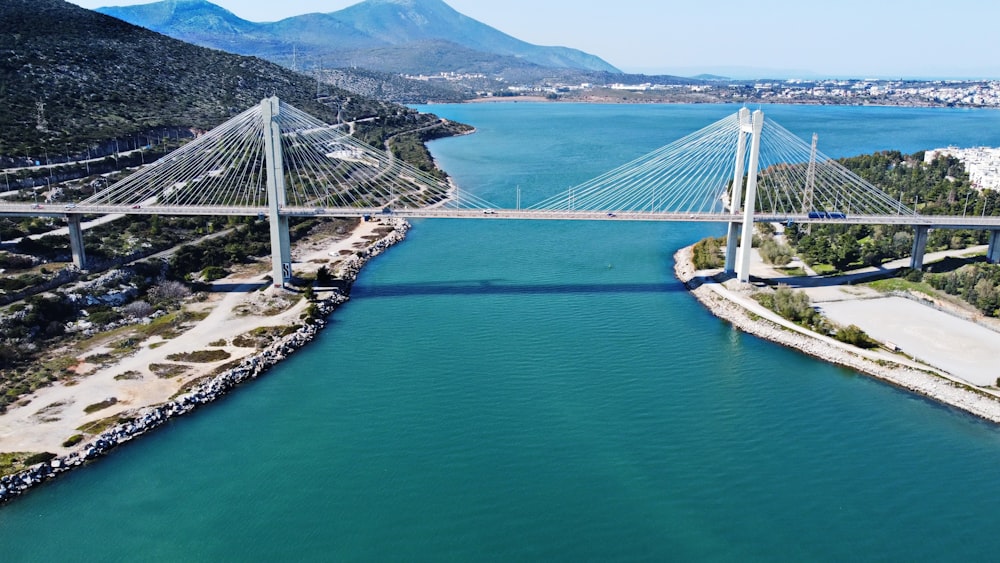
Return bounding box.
[673,246,1000,425]
[0,219,411,505]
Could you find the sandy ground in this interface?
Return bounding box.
[0,219,384,455]
[819,297,1000,386]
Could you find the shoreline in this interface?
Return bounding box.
[672,245,1000,425]
[0,219,411,505]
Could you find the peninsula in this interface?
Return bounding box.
[674,242,1000,423]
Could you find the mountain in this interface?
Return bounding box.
[0,0,439,158]
[95,0,621,75]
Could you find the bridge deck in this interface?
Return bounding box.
[2,203,1000,229]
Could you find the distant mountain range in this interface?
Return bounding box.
[0,0,447,157]
[95,0,621,76]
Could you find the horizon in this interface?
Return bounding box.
[65,0,1000,80]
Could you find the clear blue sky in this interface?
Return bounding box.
[66,0,1000,79]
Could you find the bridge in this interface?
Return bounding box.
[3,99,1000,286]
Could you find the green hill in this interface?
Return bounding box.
[0,0,446,161]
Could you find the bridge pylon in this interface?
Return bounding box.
[262,97,292,289]
[724,108,764,282]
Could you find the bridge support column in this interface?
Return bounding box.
[724,108,751,275]
[724,222,741,273]
[735,110,764,283]
[987,230,1000,264]
[910,225,929,270]
[67,214,87,269]
[262,97,292,288]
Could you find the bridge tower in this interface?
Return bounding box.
[724,108,764,283]
[262,97,292,289]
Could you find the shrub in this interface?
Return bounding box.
[759,239,793,266]
[83,397,118,414]
[834,324,879,348]
[62,434,84,447]
[201,266,227,281]
[148,280,191,305]
[122,300,154,319]
[23,452,57,466]
[691,236,726,270]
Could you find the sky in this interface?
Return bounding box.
[65,0,1000,79]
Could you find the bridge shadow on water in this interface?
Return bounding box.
[354,279,687,298]
[204,281,269,293]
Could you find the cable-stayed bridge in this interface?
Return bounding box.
[2,99,1000,285]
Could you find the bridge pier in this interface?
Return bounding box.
[910,225,929,270]
[987,230,1000,264]
[724,222,741,273]
[67,214,87,269]
[262,97,292,288]
[735,110,764,283]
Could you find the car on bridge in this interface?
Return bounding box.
[807,211,847,219]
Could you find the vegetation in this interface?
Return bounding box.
[926,263,1000,316]
[834,324,879,348]
[758,237,793,266]
[0,0,467,187]
[752,285,879,349]
[691,236,726,269]
[785,151,998,273]
[83,398,118,414]
[149,364,190,379]
[753,286,820,326]
[0,452,58,476]
[61,434,84,448]
[165,350,232,363]
[233,325,300,349]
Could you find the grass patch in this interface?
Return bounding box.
[778,267,807,276]
[33,401,69,423]
[208,339,227,347]
[83,397,118,414]
[0,452,56,477]
[170,374,217,399]
[139,310,210,340]
[210,358,245,376]
[811,263,838,275]
[866,277,938,298]
[149,363,190,379]
[165,349,231,363]
[114,370,143,381]
[77,413,132,435]
[233,325,300,349]
[62,434,84,448]
[85,352,114,364]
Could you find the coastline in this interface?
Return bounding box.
[0,219,411,505]
[672,245,1000,425]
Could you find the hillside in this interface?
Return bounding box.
[0,0,451,161]
[96,0,620,75]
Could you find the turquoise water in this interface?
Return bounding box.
[5,104,1000,561]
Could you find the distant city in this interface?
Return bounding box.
[407,73,1000,109]
[925,146,1000,191]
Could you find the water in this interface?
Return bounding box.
[5,103,1000,561]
